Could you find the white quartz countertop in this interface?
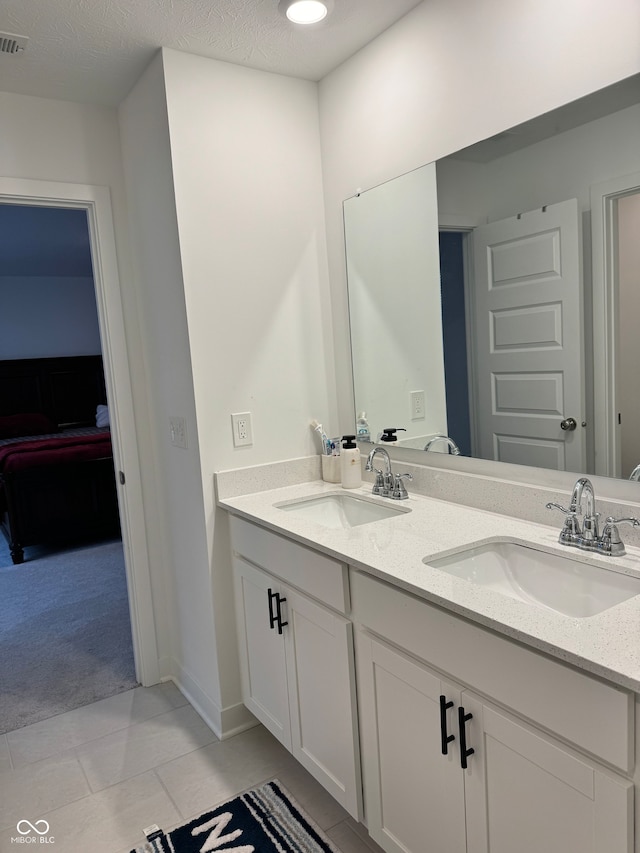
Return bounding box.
[218,479,640,693]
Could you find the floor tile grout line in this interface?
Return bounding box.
[151,767,184,821]
[326,819,381,853]
[4,683,190,767]
[74,745,95,794]
[8,697,209,776]
[78,731,219,796]
[325,816,381,851]
[0,756,96,836]
[0,764,185,837]
[1,734,13,772]
[2,685,144,744]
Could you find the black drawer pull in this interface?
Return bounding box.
[439,695,455,755]
[276,595,288,634]
[267,588,278,630]
[458,706,474,769]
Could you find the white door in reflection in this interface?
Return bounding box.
[470,198,585,471]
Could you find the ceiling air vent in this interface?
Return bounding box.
[0,33,28,55]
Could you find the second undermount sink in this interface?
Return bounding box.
[424,540,640,618]
[275,492,411,529]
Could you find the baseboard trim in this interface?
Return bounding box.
[219,700,259,740]
[164,657,257,740]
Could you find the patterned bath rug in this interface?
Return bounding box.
[130,779,340,853]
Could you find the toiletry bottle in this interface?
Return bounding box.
[340,435,362,489]
[356,412,371,442]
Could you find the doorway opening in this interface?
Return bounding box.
[438,230,472,457]
[0,202,138,731]
[0,175,159,734]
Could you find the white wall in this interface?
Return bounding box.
[0,276,101,359]
[436,104,640,223]
[118,54,223,722]
[318,0,640,430]
[161,47,335,722]
[0,90,167,675]
[121,48,336,729]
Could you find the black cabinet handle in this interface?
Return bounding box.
[439,695,455,755]
[458,706,474,769]
[275,595,288,634]
[267,588,278,630]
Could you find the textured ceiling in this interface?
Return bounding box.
[0,0,424,106]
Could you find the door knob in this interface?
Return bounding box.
[560,417,577,431]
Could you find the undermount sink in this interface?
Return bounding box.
[275,492,411,529]
[425,540,640,618]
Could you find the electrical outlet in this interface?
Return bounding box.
[232,412,253,447]
[410,390,425,420]
[169,416,187,449]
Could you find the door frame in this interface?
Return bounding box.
[0,176,160,686]
[591,171,640,479]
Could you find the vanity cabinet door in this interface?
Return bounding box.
[356,631,467,853]
[462,691,633,853]
[232,556,291,749]
[285,587,362,819]
[233,555,362,819]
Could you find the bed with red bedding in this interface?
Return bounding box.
[0,356,121,564]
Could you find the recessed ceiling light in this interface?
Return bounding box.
[279,0,330,25]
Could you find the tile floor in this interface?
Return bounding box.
[0,683,384,853]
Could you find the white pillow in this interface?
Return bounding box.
[96,404,110,428]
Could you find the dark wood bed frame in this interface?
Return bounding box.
[0,355,121,564]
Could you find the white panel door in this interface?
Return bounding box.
[463,693,633,853]
[471,199,585,471]
[355,632,466,853]
[232,556,291,749]
[285,587,362,819]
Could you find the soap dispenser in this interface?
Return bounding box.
[380,427,406,443]
[340,435,362,489]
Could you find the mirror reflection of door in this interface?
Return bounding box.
[439,199,585,473]
[469,199,585,472]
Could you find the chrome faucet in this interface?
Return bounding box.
[570,477,600,546]
[424,435,461,455]
[629,464,640,482]
[365,446,413,500]
[546,476,640,555]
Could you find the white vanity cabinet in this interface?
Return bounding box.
[229,516,362,819]
[352,570,634,853]
[356,634,467,853]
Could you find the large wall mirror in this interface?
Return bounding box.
[344,73,640,482]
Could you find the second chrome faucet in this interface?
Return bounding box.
[546,476,639,556]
